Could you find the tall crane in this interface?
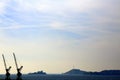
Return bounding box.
[2,54,11,80]
[13,53,23,80]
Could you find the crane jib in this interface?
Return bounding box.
[2,54,7,70]
[13,53,19,69]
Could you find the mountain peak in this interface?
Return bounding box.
[64,69,86,75]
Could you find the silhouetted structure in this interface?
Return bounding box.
[2,54,11,80]
[28,70,46,75]
[13,53,23,80]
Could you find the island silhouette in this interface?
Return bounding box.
[64,69,120,75]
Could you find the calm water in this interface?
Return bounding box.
[0,74,120,80]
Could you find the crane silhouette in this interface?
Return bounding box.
[2,54,11,80]
[13,53,23,80]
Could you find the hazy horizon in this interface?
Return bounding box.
[0,0,120,74]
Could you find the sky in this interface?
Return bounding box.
[0,0,120,74]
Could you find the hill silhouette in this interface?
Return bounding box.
[64,69,120,75]
[64,69,86,75]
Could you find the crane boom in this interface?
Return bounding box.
[2,54,7,70]
[13,53,18,69]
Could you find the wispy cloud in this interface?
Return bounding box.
[0,0,120,33]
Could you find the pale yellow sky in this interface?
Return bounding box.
[0,0,120,74]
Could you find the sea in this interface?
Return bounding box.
[0,74,120,80]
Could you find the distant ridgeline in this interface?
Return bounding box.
[28,70,46,75]
[64,69,120,75]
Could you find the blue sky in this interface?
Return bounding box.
[0,0,120,74]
